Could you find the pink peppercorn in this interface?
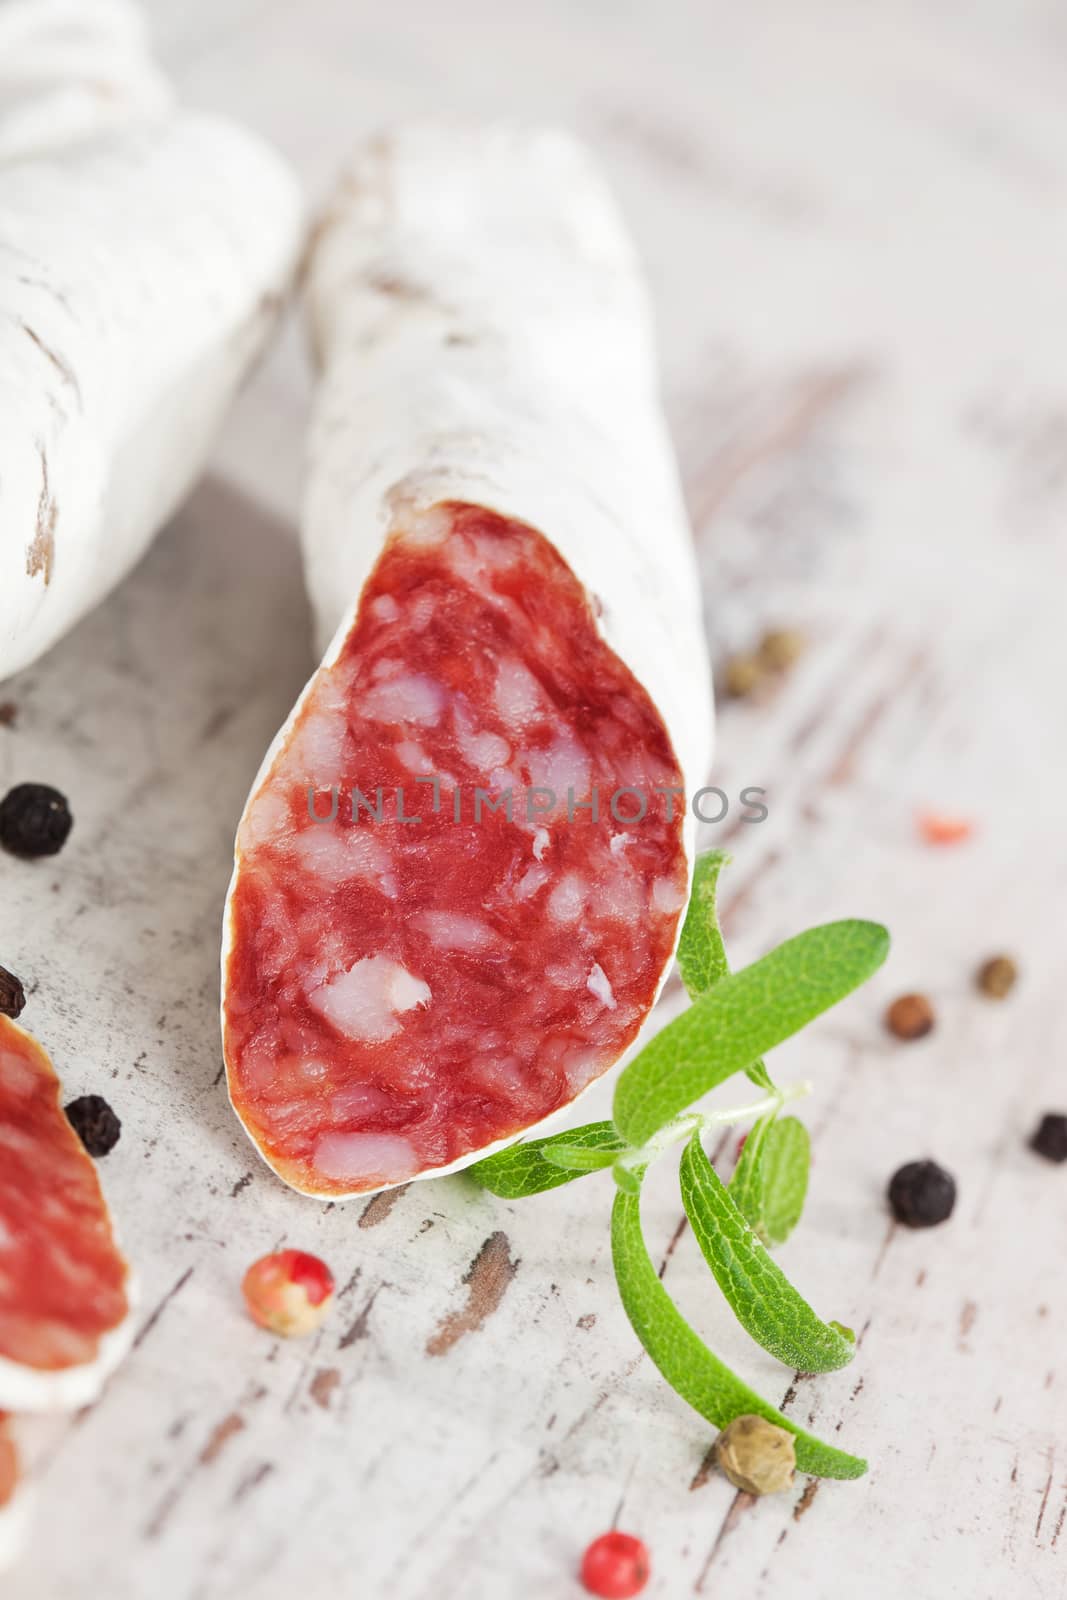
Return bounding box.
[580,1531,650,1598]
[242,1249,335,1337]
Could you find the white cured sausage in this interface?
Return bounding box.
[0,0,302,681]
[222,128,712,1199]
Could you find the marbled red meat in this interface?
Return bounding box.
[223,505,688,1196]
[0,1019,130,1379]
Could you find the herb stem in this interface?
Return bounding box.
[700,1078,812,1131]
[614,1080,812,1187]
[613,1112,703,1187]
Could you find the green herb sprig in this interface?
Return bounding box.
[470,850,888,1480]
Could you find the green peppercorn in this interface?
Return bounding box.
[716,1414,796,1495]
[757,627,806,673]
[723,654,764,700]
[975,955,1017,1000]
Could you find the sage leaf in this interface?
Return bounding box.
[679,1133,854,1373]
[614,920,889,1146]
[676,849,731,996]
[728,1111,774,1237]
[676,849,772,1091]
[743,1057,775,1094]
[542,1144,619,1174]
[730,1115,811,1247]
[468,1121,626,1198]
[611,1183,866,1480]
[760,1118,811,1246]
[612,1157,644,1195]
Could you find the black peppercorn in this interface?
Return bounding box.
[887,1160,956,1227]
[0,783,73,859]
[0,965,25,1019]
[64,1095,121,1158]
[1030,1114,1067,1165]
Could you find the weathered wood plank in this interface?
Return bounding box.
[4,1,1067,1594]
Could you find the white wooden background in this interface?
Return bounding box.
[4,2,1067,1595]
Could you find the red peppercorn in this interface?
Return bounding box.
[242,1249,335,1337]
[884,993,935,1041]
[916,810,973,846]
[580,1532,650,1599]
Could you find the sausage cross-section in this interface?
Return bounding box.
[0,1017,134,1412]
[222,127,713,1198]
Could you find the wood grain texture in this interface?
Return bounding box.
[4,1,1067,1595]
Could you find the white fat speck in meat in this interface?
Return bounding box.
[592,872,645,922]
[328,1082,394,1119]
[412,911,498,952]
[651,874,687,914]
[289,706,349,778]
[514,864,550,900]
[524,732,592,799]
[256,1099,314,1137]
[564,1048,603,1093]
[0,1054,37,1097]
[402,504,452,548]
[308,956,430,1042]
[298,1059,329,1082]
[239,1049,280,1094]
[393,739,433,773]
[453,703,511,771]
[408,592,437,631]
[290,826,398,896]
[547,873,587,923]
[586,963,617,1009]
[484,765,519,795]
[360,674,445,726]
[494,658,545,725]
[467,1055,528,1097]
[238,786,292,853]
[0,1127,36,1158]
[312,1131,418,1184]
[446,536,502,590]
